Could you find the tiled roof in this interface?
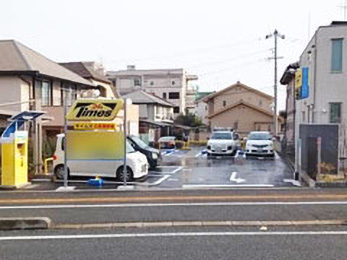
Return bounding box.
[0,40,93,86]
[122,90,175,107]
[60,62,111,84]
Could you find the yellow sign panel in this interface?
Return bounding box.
[73,122,117,130]
[66,99,124,121]
[67,131,124,160]
[295,69,302,89]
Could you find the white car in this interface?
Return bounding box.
[245,131,274,157]
[207,131,240,157]
[52,134,148,181]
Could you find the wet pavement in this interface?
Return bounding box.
[154,147,295,189]
[27,146,297,191]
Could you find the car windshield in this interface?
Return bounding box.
[248,132,272,140]
[210,132,232,140]
[130,136,148,149]
[126,140,135,153]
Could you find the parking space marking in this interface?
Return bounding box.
[229,172,246,184]
[149,166,182,175]
[136,175,170,187]
[195,152,202,158]
[172,166,183,174]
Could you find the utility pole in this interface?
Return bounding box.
[266,30,285,136]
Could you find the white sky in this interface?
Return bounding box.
[0,0,346,110]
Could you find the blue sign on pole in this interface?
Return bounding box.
[301,67,309,99]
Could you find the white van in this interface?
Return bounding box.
[52,134,148,181]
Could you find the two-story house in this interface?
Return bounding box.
[107,66,197,116]
[0,40,99,173]
[203,81,283,136]
[122,90,174,144]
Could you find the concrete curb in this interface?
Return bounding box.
[0,217,52,231]
[55,220,347,230]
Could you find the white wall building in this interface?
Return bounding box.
[107,66,198,116]
[296,21,347,175]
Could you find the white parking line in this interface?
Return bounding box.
[172,166,183,174]
[1,231,347,241]
[195,152,202,158]
[136,175,170,187]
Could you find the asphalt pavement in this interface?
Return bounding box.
[1,226,347,260]
[26,147,296,191]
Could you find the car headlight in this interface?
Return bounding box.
[152,153,158,159]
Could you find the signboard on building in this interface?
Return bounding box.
[66,99,124,121]
[295,67,309,100]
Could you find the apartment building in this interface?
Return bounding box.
[107,66,198,116]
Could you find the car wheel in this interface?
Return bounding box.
[54,165,68,180]
[116,166,134,182]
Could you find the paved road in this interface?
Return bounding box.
[1,227,347,260]
[0,202,347,224]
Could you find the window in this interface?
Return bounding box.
[41,81,52,106]
[223,100,226,107]
[172,80,175,85]
[62,84,77,106]
[150,81,154,86]
[233,121,238,130]
[134,78,141,86]
[163,93,167,99]
[330,102,341,123]
[205,105,207,111]
[174,106,180,113]
[169,92,180,99]
[331,39,343,72]
[259,100,263,107]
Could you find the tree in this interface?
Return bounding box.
[174,113,202,127]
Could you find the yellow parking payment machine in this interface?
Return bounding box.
[0,111,44,188]
[1,131,28,186]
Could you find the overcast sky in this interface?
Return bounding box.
[0,0,346,109]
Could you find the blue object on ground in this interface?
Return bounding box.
[88,178,104,186]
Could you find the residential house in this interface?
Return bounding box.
[107,66,198,116]
[60,62,116,98]
[122,90,174,144]
[0,40,97,173]
[203,82,283,136]
[283,21,347,178]
[194,92,214,125]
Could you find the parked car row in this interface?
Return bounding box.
[206,129,275,158]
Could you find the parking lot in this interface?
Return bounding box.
[28,146,298,191]
[149,147,297,189]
